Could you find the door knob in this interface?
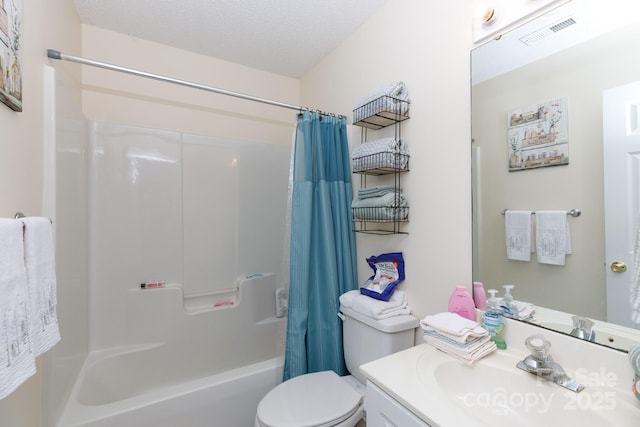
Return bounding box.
[611,261,627,273]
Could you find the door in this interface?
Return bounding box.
[603,81,640,328]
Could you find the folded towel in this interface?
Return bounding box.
[630,343,640,377]
[352,137,410,171]
[499,299,535,320]
[420,312,488,344]
[424,333,497,365]
[632,215,640,327]
[357,185,397,199]
[352,192,409,221]
[353,82,411,123]
[505,210,533,261]
[354,81,410,110]
[22,218,60,357]
[351,137,409,158]
[339,289,410,319]
[536,211,572,265]
[0,219,36,400]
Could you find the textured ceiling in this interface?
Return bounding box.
[74,0,387,78]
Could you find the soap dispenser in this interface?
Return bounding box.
[501,284,519,319]
[483,290,506,349]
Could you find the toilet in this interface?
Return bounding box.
[255,305,418,427]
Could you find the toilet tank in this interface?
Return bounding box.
[340,305,418,384]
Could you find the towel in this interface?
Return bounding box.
[351,137,410,172]
[505,210,533,261]
[499,299,535,320]
[351,192,409,221]
[357,185,397,199]
[0,219,36,400]
[629,343,640,377]
[21,218,60,357]
[423,333,497,365]
[421,312,496,364]
[536,211,572,265]
[631,214,640,327]
[420,312,488,344]
[353,81,411,123]
[339,289,410,319]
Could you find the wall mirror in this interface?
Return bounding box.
[471,0,640,351]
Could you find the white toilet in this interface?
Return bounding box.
[255,305,418,427]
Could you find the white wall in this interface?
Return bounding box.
[300,0,474,333]
[0,2,83,427]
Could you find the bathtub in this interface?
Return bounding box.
[56,274,286,427]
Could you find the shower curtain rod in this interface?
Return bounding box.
[46,49,343,117]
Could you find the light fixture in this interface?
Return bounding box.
[481,7,497,25]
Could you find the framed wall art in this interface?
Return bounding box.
[0,0,22,112]
[507,97,568,171]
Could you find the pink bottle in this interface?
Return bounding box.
[448,285,477,321]
[473,281,488,309]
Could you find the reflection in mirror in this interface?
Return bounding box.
[471,0,640,351]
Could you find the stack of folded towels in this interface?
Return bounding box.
[351,185,409,221]
[501,299,535,320]
[420,312,496,365]
[352,81,411,123]
[351,137,410,172]
[339,289,410,320]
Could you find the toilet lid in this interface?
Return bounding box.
[256,370,363,427]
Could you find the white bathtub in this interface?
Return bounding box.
[56,274,286,427]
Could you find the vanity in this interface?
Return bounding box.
[361,318,640,426]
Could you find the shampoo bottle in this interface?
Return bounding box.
[472,281,487,309]
[483,289,506,349]
[448,285,477,321]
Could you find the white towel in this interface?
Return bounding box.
[505,211,533,261]
[339,290,410,319]
[632,214,640,327]
[423,333,497,365]
[0,219,36,400]
[21,218,60,357]
[536,211,572,265]
[419,312,488,344]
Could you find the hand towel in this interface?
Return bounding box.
[0,219,36,400]
[536,211,572,265]
[629,343,640,377]
[420,312,488,344]
[505,210,533,261]
[21,217,60,357]
[499,299,535,320]
[631,215,640,327]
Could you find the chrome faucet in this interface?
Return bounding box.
[517,334,584,393]
[569,315,596,342]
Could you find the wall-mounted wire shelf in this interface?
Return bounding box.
[352,96,410,130]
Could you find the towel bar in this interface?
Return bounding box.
[501,209,581,217]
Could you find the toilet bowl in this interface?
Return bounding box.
[254,371,365,427]
[255,306,418,427]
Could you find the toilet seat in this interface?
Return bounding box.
[255,370,363,427]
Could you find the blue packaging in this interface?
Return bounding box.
[360,252,405,301]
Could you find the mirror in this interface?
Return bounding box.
[471,0,640,351]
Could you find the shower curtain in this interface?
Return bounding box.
[283,111,358,381]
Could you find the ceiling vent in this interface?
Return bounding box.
[519,17,577,46]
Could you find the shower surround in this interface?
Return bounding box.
[53,120,291,426]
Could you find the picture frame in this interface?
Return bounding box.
[507,97,569,172]
[0,0,22,112]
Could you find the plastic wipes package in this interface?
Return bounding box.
[360,252,405,301]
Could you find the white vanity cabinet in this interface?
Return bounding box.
[365,382,430,427]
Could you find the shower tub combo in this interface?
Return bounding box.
[56,274,286,427]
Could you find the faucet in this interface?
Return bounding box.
[569,315,596,342]
[516,334,584,393]
[630,344,640,401]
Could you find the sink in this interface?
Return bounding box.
[532,320,638,350]
[415,348,640,427]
